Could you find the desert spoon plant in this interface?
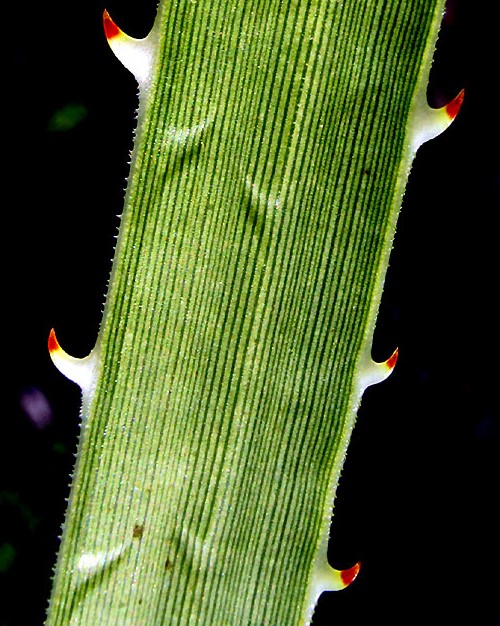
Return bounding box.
[46,0,464,623]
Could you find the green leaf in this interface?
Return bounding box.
[46,1,460,623]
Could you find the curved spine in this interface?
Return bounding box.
[48,328,98,394]
[103,9,157,88]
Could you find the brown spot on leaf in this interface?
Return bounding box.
[132,524,144,539]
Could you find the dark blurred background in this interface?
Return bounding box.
[2,0,498,624]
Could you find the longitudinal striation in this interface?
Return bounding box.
[47,2,462,624]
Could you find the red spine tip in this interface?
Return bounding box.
[340,562,361,587]
[445,89,465,121]
[386,346,399,370]
[48,328,60,354]
[103,9,121,41]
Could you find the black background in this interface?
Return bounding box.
[2,0,498,624]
